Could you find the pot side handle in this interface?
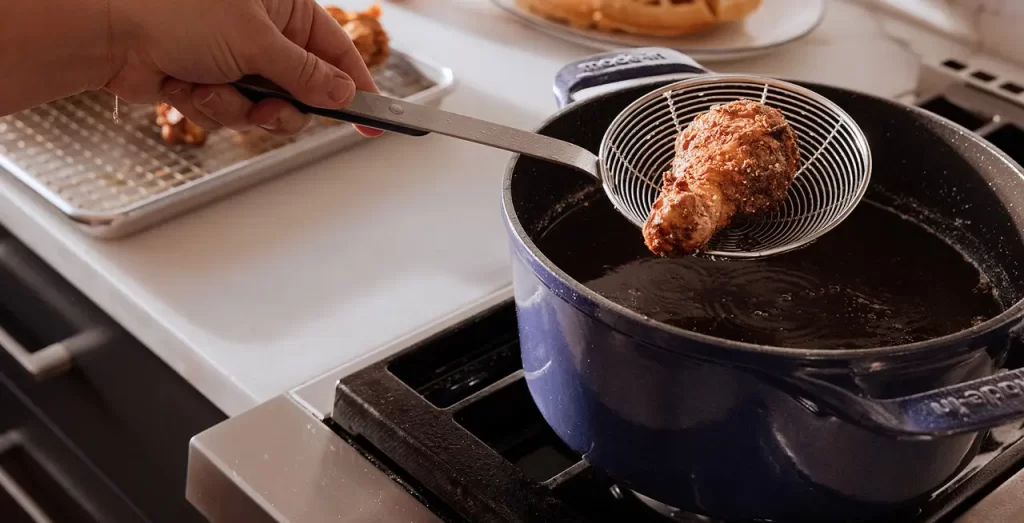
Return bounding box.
[796,336,1024,439]
[552,47,709,109]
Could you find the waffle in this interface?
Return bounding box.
[708,0,763,22]
[516,0,597,28]
[521,0,762,37]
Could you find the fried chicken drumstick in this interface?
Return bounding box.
[642,99,800,256]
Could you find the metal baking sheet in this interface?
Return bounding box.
[0,50,455,238]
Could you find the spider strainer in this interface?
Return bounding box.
[601,75,872,257]
[234,73,871,257]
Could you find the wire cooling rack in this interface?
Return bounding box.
[0,51,455,238]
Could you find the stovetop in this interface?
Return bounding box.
[328,300,1024,523]
[913,56,1024,164]
[323,57,1024,523]
[184,54,1024,523]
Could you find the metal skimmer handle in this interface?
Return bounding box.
[232,76,601,179]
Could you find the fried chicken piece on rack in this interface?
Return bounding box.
[325,4,391,68]
[642,99,800,256]
[155,103,208,146]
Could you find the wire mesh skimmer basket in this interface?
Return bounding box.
[233,74,872,258]
[602,75,872,257]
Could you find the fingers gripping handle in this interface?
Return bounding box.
[553,47,710,108]
[232,76,429,136]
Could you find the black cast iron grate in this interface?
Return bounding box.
[330,300,1024,523]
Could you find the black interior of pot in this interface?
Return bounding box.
[508,81,1024,350]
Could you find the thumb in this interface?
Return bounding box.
[253,34,357,109]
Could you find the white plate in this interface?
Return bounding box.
[491,0,826,62]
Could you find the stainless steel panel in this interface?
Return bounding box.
[954,465,1024,522]
[186,395,443,523]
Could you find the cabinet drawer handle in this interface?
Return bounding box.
[0,329,105,380]
[0,464,52,523]
[0,429,102,523]
[0,241,110,380]
[0,432,53,523]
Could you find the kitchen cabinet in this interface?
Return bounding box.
[0,233,226,522]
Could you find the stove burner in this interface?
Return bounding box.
[330,300,1024,523]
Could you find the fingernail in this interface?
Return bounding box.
[260,118,280,131]
[356,125,384,138]
[329,76,355,104]
[198,92,220,111]
[167,85,184,96]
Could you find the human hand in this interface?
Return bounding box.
[106,0,382,136]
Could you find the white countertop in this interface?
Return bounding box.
[0,0,1012,416]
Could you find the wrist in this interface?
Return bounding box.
[76,0,119,90]
[101,0,135,89]
[0,0,120,114]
